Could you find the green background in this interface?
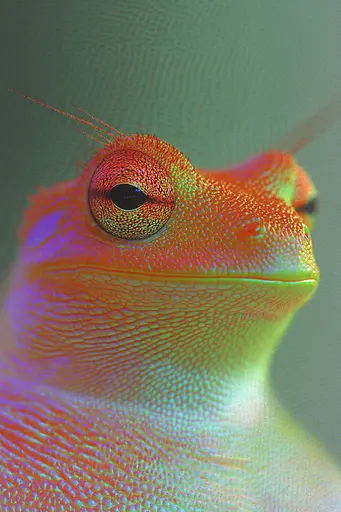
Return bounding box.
[1,1,340,462]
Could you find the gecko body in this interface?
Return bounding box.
[0,108,340,510]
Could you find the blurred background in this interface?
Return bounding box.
[0,0,340,462]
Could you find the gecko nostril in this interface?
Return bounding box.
[235,222,266,242]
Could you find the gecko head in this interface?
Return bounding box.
[4,132,320,397]
[19,133,319,292]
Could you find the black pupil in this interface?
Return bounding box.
[109,184,148,210]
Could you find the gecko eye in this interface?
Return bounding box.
[88,149,176,240]
[296,196,319,215]
[110,184,148,211]
[295,195,319,231]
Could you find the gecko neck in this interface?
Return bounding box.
[3,271,309,423]
[100,316,290,423]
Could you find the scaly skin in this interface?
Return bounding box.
[0,124,340,510]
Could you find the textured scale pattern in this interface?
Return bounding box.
[1,104,341,510]
[0,378,252,510]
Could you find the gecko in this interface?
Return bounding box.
[0,93,340,511]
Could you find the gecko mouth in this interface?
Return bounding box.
[114,271,319,287]
[46,265,318,287]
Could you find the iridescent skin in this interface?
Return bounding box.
[0,104,340,510]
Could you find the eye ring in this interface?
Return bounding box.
[88,149,176,240]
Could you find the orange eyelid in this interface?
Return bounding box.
[292,164,317,210]
[79,132,194,187]
[89,149,176,202]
